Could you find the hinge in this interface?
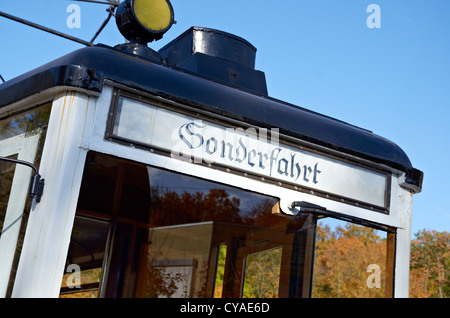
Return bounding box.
[0,156,45,204]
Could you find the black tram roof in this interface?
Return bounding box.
[0,27,423,191]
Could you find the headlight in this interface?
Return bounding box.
[116,0,174,43]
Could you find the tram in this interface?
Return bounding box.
[0,0,423,298]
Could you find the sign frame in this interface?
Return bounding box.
[105,88,391,214]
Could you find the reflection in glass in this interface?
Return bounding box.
[112,97,157,144]
[214,245,227,298]
[0,155,17,233]
[312,219,388,298]
[60,216,109,298]
[243,247,282,298]
[0,104,51,142]
[62,152,318,298]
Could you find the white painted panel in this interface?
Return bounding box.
[12,92,94,297]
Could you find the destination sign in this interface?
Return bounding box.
[111,96,389,209]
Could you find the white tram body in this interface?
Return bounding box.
[0,25,422,298]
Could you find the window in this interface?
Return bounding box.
[243,247,282,298]
[61,152,317,298]
[59,216,109,298]
[61,151,395,298]
[312,218,394,298]
[0,103,52,297]
[0,155,17,234]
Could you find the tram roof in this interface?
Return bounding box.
[0,29,423,192]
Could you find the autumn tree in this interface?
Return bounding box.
[313,222,386,298]
[409,229,449,298]
[148,187,242,226]
[243,247,282,298]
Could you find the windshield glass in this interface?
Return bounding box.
[61,152,394,298]
[61,152,317,298]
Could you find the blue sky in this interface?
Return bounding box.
[1,0,449,235]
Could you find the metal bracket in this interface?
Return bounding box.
[0,156,45,204]
[288,200,394,233]
[28,173,45,203]
[288,201,327,212]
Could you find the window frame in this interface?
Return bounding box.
[0,102,52,297]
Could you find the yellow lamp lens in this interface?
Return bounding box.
[133,0,173,31]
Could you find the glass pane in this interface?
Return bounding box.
[312,219,388,298]
[112,97,157,144]
[60,268,102,298]
[243,247,282,298]
[60,216,109,298]
[214,245,227,298]
[0,155,17,234]
[0,104,51,142]
[136,224,212,298]
[136,166,287,298]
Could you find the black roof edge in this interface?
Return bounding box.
[0,44,423,192]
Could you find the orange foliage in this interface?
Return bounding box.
[313,222,386,298]
[314,224,449,298]
[409,230,449,298]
